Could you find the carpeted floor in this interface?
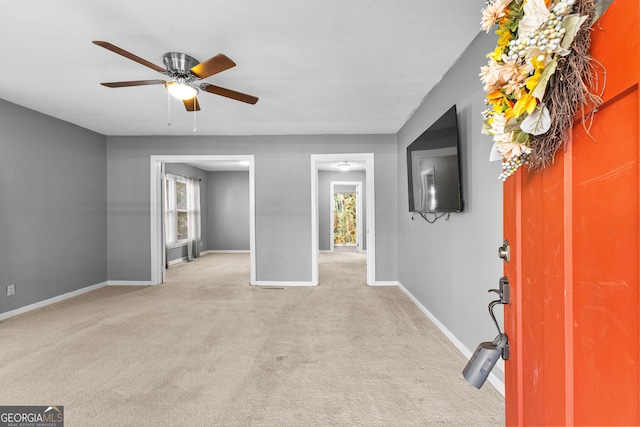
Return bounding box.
[0,253,504,426]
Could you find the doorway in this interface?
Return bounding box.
[330,181,362,253]
[150,155,256,286]
[311,153,375,286]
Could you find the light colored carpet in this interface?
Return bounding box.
[0,253,504,426]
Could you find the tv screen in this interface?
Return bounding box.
[407,105,463,213]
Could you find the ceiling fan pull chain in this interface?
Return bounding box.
[193,99,197,132]
[167,90,171,127]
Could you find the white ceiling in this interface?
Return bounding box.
[0,1,481,137]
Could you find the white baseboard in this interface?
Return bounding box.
[320,249,367,254]
[202,250,250,254]
[254,281,316,287]
[397,282,505,397]
[0,281,108,322]
[168,257,187,266]
[169,250,249,264]
[106,281,154,286]
[370,281,398,287]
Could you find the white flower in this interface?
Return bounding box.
[496,140,532,160]
[479,59,504,92]
[489,112,508,137]
[488,112,532,160]
[480,56,532,95]
[481,0,512,32]
[518,0,551,37]
[499,56,532,95]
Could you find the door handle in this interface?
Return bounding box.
[489,277,510,304]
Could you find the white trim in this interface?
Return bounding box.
[398,282,506,397]
[254,281,315,287]
[168,251,250,266]
[248,157,256,285]
[0,282,108,321]
[311,153,376,286]
[106,281,154,286]
[150,155,257,286]
[166,241,188,249]
[371,281,399,287]
[168,257,187,266]
[202,250,251,254]
[151,159,163,285]
[330,181,363,253]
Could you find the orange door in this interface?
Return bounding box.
[503,0,640,425]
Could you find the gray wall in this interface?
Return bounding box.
[164,163,209,263]
[106,135,397,283]
[0,100,107,315]
[207,171,250,251]
[397,32,505,379]
[318,170,367,251]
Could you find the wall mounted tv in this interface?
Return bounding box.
[407,105,464,213]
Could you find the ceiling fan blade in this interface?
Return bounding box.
[100,79,167,88]
[201,83,258,105]
[190,54,236,79]
[183,97,201,112]
[93,41,166,74]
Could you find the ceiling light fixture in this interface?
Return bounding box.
[338,161,351,171]
[165,78,199,100]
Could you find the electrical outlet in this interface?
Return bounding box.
[6,284,15,296]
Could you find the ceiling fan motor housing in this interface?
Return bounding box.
[163,52,199,81]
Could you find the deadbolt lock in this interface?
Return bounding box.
[498,240,510,262]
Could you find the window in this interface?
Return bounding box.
[164,174,188,246]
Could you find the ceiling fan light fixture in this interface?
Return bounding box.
[166,80,199,100]
[338,161,351,171]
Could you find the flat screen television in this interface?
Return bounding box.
[407,105,464,213]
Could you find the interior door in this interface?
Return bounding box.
[503,0,640,425]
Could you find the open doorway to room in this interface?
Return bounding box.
[330,181,362,253]
[311,154,375,286]
[150,155,256,286]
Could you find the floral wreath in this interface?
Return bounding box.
[480,0,608,181]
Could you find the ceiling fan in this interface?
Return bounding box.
[93,41,258,112]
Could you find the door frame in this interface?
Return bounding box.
[150,154,256,285]
[330,181,362,253]
[311,153,375,286]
